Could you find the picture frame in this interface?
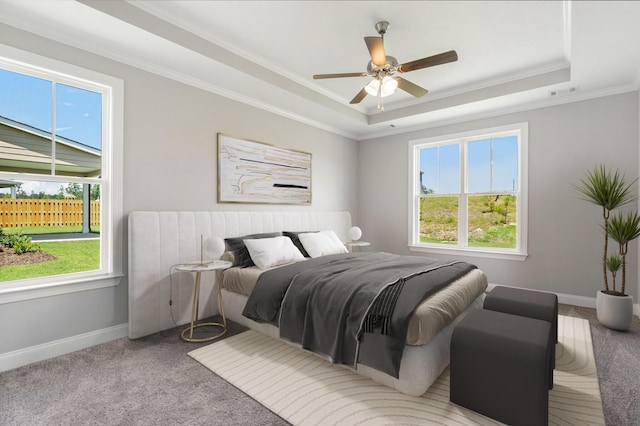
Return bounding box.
[217,133,312,205]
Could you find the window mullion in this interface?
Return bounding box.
[459,141,467,247]
[51,81,56,176]
[417,145,422,245]
[489,138,493,192]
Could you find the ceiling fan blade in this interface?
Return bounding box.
[349,88,368,104]
[364,36,387,66]
[397,50,458,73]
[313,72,367,79]
[395,77,428,98]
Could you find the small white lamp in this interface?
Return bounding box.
[204,236,226,261]
[348,226,362,242]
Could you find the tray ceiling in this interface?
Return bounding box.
[1,1,639,139]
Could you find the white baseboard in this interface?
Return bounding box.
[556,293,596,309]
[2,284,639,374]
[487,283,640,318]
[0,323,128,373]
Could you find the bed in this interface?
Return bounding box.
[219,253,486,396]
[127,211,487,396]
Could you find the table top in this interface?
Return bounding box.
[344,241,370,247]
[175,260,232,272]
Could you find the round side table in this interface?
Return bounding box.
[175,260,232,342]
[344,241,370,252]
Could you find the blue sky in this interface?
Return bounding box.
[0,68,102,196]
[420,135,519,194]
[0,68,102,150]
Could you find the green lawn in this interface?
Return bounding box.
[420,194,517,248]
[2,225,99,235]
[1,239,100,281]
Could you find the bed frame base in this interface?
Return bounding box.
[221,288,484,396]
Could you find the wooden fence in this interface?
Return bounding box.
[0,199,100,228]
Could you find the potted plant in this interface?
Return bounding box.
[598,211,640,329]
[575,164,637,330]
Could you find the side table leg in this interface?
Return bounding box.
[181,268,227,342]
[187,271,202,341]
[217,280,227,331]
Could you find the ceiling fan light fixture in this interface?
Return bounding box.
[381,76,397,96]
[364,79,380,96]
[365,76,397,98]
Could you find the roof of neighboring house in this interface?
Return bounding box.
[0,179,21,189]
[0,115,101,177]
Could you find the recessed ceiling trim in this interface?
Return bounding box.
[363,59,571,115]
[356,82,638,141]
[79,0,367,124]
[0,19,358,140]
[563,0,572,62]
[129,0,367,112]
[368,65,571,125]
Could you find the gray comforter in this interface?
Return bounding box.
[242,252,476,377]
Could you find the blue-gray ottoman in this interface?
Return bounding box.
[450,309,552,426]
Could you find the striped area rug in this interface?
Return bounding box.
[188,315,604,425]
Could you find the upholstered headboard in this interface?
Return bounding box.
[128,211,352,338]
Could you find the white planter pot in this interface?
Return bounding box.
[596,290,634,331]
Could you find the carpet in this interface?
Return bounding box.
[188,315,604,425]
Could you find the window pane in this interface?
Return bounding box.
[468,136,519,193]
[468,194,517,249]
[419,146,438,194]
[419,195,458,244]
[0,69,53,175]
[467,139,491,193]
[0,179,101,282]
[0,68,52,131]
[492,136,519,192]
[439,144,460,193]
[418,144,459,194]
[55,83,102,177]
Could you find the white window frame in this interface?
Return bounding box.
[0,44,123,304]
[408,123,528,261]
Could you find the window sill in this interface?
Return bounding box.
[0,273,123,305]
[409,244,528,261]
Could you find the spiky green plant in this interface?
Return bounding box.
[606,211,640,295]
[605,254,623,294]
[574,164,637,292]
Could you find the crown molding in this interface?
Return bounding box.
[356,83,639,141]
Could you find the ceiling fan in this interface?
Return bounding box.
[313,21,458,111]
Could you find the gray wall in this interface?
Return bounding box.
[358,92,639,301]
[123,70,358,213]
[1,21,638,364]
[0,24,358,356]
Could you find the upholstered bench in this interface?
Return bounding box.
[450,309,552,426]
[484,286,558,342]
[484,285,558,390]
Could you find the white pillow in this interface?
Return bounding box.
[244,236,305,269]
[298,230,348,258]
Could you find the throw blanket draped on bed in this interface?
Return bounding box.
[242,252,476,377]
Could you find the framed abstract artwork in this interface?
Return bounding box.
[217,133,312,204]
